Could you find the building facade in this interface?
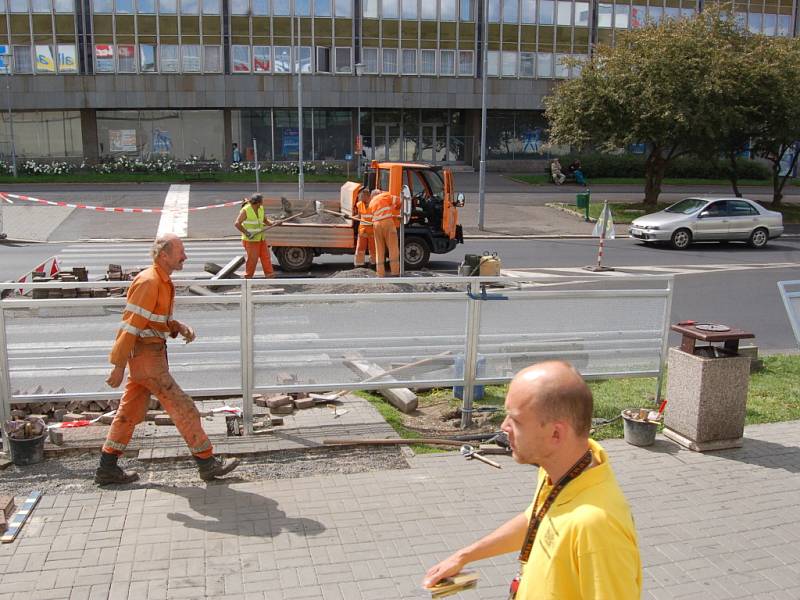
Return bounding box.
[0,0,796,165]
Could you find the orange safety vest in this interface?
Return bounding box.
[356,198,374,236]
[109,264,177,367]
[369,192,395,224]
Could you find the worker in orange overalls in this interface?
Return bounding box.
[235,193,275,278]
[353,187,376,268]
[96,233,239,485]
[368,189,400,277]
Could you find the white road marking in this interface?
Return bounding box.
[157,184,191,238]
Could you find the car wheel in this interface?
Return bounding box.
[670,229,692,250]
[275,247,314,271]
[748,227,769,248]
[403,237,431,270]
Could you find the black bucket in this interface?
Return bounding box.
[8,433,46,466]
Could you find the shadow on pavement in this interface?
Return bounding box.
[708,437,800,474]
[157,481,327,538]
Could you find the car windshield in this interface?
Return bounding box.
[665,198,709,214]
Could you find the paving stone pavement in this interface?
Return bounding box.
[0,420,799,600]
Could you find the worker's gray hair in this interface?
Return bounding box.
[250,193,263,203]
[150,235,174,260]
[370,189,381,197]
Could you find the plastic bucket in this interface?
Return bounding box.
[8,433,46,466]
[621,412,657,447]
[454,354,486,401]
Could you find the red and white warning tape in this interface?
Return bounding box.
[0,192,244,213]
[17,255,60,294]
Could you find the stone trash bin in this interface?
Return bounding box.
[663,322,753,452]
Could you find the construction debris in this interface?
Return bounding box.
[345,361,418,413]
[0,496,15,534]
[323,437,464,447]
[1,491,42,543]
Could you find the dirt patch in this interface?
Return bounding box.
[402,397,501,437]
[296,268,466,295]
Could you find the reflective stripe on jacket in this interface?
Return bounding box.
[109,264,176,367]
[369,192,395,223]
[240,204,266,242]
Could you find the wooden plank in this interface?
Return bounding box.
[1,491,42,543]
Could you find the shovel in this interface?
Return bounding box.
[247,197,317,237]
[314,200,364,222]
[309,351,453,402]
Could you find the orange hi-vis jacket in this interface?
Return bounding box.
[356,198,374,236]
[369,191,396,225]
[109,264,178,368]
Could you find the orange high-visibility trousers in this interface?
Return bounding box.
[354,232,376,266]
[242,240,274,278]
[373,219,400,277]
[102,341,213,459]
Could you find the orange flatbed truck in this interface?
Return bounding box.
[267,161,465,272]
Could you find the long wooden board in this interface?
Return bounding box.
[1,491,42,543]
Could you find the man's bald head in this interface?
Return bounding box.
[508,361,593,437]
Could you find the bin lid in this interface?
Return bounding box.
[671,323,754,342]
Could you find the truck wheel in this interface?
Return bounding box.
[403,237,431,270]
[276,247,314,272]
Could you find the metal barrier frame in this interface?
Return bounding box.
[0,274,674,442]
[778,280,800,348]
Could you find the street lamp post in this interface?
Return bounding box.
[354,62,364,180]
[477,0,488,231]
[0,47,17,179]
[296,17,304,204]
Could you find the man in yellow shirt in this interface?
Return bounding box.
[423,361,641,599]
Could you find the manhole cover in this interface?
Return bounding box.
[695,323,730,332]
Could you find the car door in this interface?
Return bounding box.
[726,199,760,240]
[693,201,729,240]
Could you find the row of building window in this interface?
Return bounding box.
[0,0,73,11]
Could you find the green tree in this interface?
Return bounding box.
[545,9,747,205]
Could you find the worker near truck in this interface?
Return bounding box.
[235,193,276,279]
[423,361,641,599]
[353,187,376,268]
[96,233,240,485]
[368,188,401,277]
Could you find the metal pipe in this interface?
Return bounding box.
[0,303,12,455]
[253,137,260,193]
[240,279,254,435]
[477,0,488,231]
[297,17,305,204]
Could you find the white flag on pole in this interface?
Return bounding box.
[592,203,615,239]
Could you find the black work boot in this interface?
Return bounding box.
[95,452,139,485]
[195,455,240,482]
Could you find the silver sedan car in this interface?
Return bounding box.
[629,197,784,250]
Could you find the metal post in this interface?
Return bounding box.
[240,279,254,435]
[0,304,12,454]
[654,276,674,405]
[355,63,364,179]
[398,197,405,277]
[2,50,17,178]
[460,280,483,428]
[253,137,260,193]
[297,17,305,204]
[477,0,488,231]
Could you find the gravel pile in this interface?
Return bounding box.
[0,446,410,496]
[298,268,465,295]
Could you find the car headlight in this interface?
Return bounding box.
[650,226,660,230]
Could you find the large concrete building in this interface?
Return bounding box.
[0,0,796,167]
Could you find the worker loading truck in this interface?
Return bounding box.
[266,161,465,272]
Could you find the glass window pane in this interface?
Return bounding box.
[597,2,611,26]
[520,0,535,23]
[488,0,498,21]
[554,52,568,77]
[231,0,247,13]
[556,0,570,24]
[181,44,200,71]
[363,0,376,16]
[159,45,177,70]
[117,44,136,72]
[487,49,499,76]
[440,49,454,74]
[519,51,534,76]
[538,0,552,24]
[458,50,472,75]
[648,6,662,23]
[630,5,645,27]
[203,45,221,70]
[95,43,115,72]
[232,44,250,72]
[421,48,435,74]
[117,0,134,12]
[253,45,270,71]
[402,48,415,73]
[441,0,455,20]
[401,0,415,18]
[574,1,587,25]
[296,0,310,14]
[13,46,33,73]
[614,3,628,28]
[273,0,288,12]
[201,0,218,12]
[334,0,350,16]
[664,6,678,19]
[9,0,27,10]
[536,51,551,77]
[93,0,112,12]
[274,46,290,71]
[500,50,515,75]
[57,44,78,72]
[138,0,155,12]
[139,43,156,71]
[335,46,351,72]
[315,0,330,14]
[31,0,50,13]
[421,0,434,18]
[382,48,397,73]
[777,15,790,36]
[460,0,471,20]
[180,0,198,11]
[159,0,176,12]
[316,46,329,71]
[363,47,378,72]
[502,0,517,22]
[55,0,74,11]
[252,0,266,13]
[383,0,397,17]
[296,46,311,72]
[748,12,762,34]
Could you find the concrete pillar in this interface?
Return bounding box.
[223,108,233,167]
[80,109,99,164]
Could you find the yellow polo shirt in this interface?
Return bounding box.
[515,439,642,599]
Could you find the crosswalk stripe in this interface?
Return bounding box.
[157,184,191,238]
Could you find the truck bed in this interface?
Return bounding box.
[267,221,356,250]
